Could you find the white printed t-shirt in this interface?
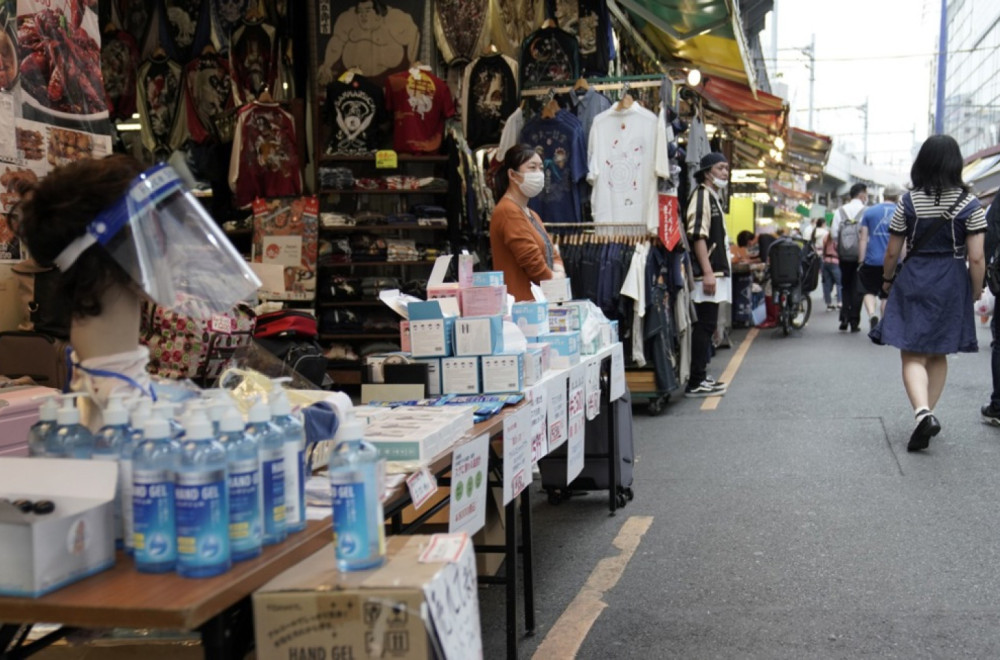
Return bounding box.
[587,104,669,230]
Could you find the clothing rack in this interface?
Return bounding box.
[521,78,666,97]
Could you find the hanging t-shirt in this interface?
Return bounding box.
[587,103,670,229]
[545,0,612,76]
[568,86,610,141]
[116,0,155,50]
[157,0,212,63]
[433,0,490,63]
[228,102,303,208]
[519,27,579,88]
[176,51,233,144]
[323,75,386,155]
[462,54,518,148]
[229,20,278,103]
[209,0,253,53]
[521,109,587,225]
[101,29,141,121]
[384,68,456,154]
[136,56,184,158]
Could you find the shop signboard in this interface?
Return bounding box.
[567,364,586,483]
[545,373,568,451]
[501,406,530,505]
[448,433,489,536]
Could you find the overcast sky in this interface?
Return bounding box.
[761,0,940,179]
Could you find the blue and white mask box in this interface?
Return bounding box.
[0,458,116,597]
[540,277,573,303]
[523,347,545,386]
[454,315,504,356]
[481,352,525,393]
[472,271,505,287]
[512,301,549,338]
[538,331,581,369]
[413,358,442,396]
[441,356,481,395]
[407,300,456,358]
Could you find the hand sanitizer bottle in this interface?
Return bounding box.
[122,399,152,557]
[218,405,262,562]
[246,400,286,546]
[329,411,386,571]
[28,396,58,457]
[176,410,231,578]
[92,394,130,550]
[269,383,306,533]
[48,393,93,458]
[133,415,179,573]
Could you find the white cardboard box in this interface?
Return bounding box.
[537,331,581,369]
[540,278,572,303]
[481,352,525,393]
[441,356,481,395]
[413,358,442,396]
[523,347,545,386]
[511,301,548,338]
[453,315,504,357]
[253,534,482,660]
[0,457,116,597]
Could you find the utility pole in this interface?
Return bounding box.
[863,97,869,165]
[808,34,815,131]
[934,0,947,134]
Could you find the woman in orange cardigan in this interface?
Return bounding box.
[489,144,565,301]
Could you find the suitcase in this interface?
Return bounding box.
[0,331,68,390]
[0,385,60,456]
[538,388,635,510]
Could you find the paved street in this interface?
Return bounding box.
[481,294,1000,659]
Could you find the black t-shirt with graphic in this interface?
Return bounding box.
[520,27,580,88]
[323,75,386,155]
[465,54,517,149]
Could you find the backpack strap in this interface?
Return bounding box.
[902,191,969,264]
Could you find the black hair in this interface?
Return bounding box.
[910,134,968,198]
[694,169,707,184]
[358,0,388,16]
[815,217,826,227]
[496,143,539,197]
[15,155,145,319]
[737,230,755,247]
[849,183,867,199]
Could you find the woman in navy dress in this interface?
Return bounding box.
[876,135,986,452]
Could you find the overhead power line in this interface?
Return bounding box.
[762,44,998,63]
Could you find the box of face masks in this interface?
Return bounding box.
[481,352,525,393]
[522,347,545,386]
[0,457,116,597]
[537,331,581,369]
[441,356,480,395]
[512,301,548,338]
[408,300,456,358]
[453,315,504,356]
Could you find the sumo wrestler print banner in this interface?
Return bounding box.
[313,0,425,94]
[0,0,112,260]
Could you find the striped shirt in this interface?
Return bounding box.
[890,188,986,235]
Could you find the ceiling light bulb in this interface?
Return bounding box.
[686,69,702,87]
[774,136,786,150]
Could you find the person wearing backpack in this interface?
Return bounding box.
[981,199,1000,425]
[858,184,904,331]
[832,183,868,331]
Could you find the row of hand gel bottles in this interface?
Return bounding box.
[27,383,308,578]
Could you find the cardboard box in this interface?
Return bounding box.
[526,342,551,373]
[512,301,549,338]
[461,285,507,317]
[399,320,411,353]
[408,300,456,358]
[540,277,572,303]
[548,301,588,333]
[522,347,545,386]
[365,406,475,462]
[471,271,504,287]
[0,458,116,597]
[253,535,482,660]
[537,331,581,369]
[481,353,524,393]
[441,356,480,395]
[453,315,504,357]
[413,358,442,396]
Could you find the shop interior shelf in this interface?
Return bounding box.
[320,333,398,340]
[318,188,447,195]
[320,223,448,233]
[319,261,436,268]
[317,301,385,308]
[320,154,448,163]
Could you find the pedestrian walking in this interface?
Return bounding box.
[872,135,986,452]
[980,200,1000,425]
[832,183,868,331]
[820,221,842,310]
[857,184,904,330]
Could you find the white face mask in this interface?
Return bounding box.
[713,177,728,190]
[516,170,545,198]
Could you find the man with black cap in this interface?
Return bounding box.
[684,151,730,397]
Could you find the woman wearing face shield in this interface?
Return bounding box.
[490,144,565,301]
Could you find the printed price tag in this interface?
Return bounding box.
[418,533,469,563]
[375,150,398,169]
[406,467,438,510]
[209,314,235,334]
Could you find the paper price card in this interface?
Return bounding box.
[375,149,398,169]
[448,433,489,536]
[406,467,438,511]
[422,535,482,660]
[610,343,626,401]
[568,364,585,419]
[546,374,568,450]
[585,359,601,421]
[567,407,585,483]
[527,386,548,465]
[502,406,532,505]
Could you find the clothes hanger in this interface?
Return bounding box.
[201,43,217,56]
[573,77,589,94]
[483,44,499,57]
[256,85,274,103]
[151,46,168,61]
[541,18,557,29]
[616,82,633,111]
[540,89,559,119]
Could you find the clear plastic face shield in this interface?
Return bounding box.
[54,163,261,318]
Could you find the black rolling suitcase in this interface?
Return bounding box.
[538,388,635,511]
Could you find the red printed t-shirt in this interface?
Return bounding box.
[384,69,456,154]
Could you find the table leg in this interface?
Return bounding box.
[198,596,254,660]
[520,488,535,636]
[1,625,72,660]
[505,497,518,660]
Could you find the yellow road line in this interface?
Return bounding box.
[532,515,654,660]
[701,327,759,411]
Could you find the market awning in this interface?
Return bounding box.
[697,76,785,136]
[787,127,833,175]
[614,0,761,93]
